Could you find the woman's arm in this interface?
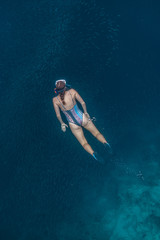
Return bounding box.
[53,98,68,132]
[52,98,64,124]
[73,89,87,113]
[73,90,90,119]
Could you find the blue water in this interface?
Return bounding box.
[1,0,160,239]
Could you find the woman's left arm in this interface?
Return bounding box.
[53,98,63,124]
[52,98,68,132]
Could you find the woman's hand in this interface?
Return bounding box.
[61,123,68,132]
[84,112,90,120]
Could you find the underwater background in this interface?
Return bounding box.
[1,0,160,239]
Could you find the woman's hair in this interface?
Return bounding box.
[56,81,66,105]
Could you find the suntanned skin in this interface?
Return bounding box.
[53,88,107,156]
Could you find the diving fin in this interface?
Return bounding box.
[93,152,105,164]
[104,142,113,155]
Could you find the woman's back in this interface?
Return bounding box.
[54,89,76,111]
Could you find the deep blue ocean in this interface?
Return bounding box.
[1,0,160,239]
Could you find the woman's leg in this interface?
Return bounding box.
[69,123,94,156]
[83,116,107,144]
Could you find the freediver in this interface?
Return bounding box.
[52,79,111,162]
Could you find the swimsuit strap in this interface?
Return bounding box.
[56,90,75,111]
[68,90,75,106]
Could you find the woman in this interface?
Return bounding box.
[52,79,111,162]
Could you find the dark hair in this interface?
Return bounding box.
[56,81,66,105]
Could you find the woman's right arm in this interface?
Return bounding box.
[73,89,90,119]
